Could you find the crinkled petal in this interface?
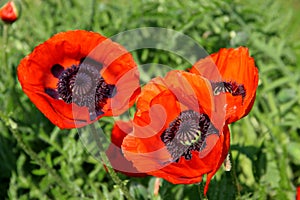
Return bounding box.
[190,47,259,123]
[18,30,139,129]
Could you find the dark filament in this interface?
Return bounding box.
[46,61,115,120]
[45,88,58,99]
[161,110,219,162]
[211,81,246,102]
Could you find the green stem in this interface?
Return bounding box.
[3,24,8,65]
[0,112,86,198]
[90,123,134,200]
[3,24,9,76]
[229,151,241,197]
[198,182,208,200]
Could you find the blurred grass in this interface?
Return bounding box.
[0,0,300,199]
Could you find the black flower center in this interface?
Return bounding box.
[73,72,93,95]
[45,59,116,120]
[161,110,219,162]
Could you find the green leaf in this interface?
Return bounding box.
[31,168,48,176]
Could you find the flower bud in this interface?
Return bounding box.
[0,1,19,24]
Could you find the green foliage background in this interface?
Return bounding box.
[0,0,299,199]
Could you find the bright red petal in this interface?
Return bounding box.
[106,121,147,177]
[204,125,230,195]
[190,47,259,123]
[122,70,229,195]
[18,30,139,129]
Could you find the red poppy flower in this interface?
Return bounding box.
[18,30,140,129]
[0,1,18,23]
[190,47,259,123]
[297,186,300,200]
[105,120,147,177]
[122,70,230,195]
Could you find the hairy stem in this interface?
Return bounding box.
[2,24,11,87]
[90,123,134,200]
[0,112,88,198]
[229,151,241,197]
